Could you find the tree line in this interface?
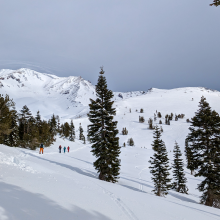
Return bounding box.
[0,95,79,150]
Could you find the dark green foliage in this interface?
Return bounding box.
[172,142,188,194]
[79,123,84,141]
[149,126,171,196]
[169,113,173,121]
[140,108,144,113]
[165,114,168,125]
[185,139,195,175]
[122,127,128,135]
[49,114,58,136]
[0,95,17,144]
[175,115,178,121]
[139,116,145,123]
[157,112,162,118]
[18,105,36,149]
[160,126,163,133]
[69,120,75,141]
[186,118,190,123]
[178,114,185,119]
[186,96,220,207]
[148,118,153,129]
[123,142,126,147]
[127,138,134,146]
[210,0,220,6]
[63,122,70,138]
[0,94,56,149]
[88,67,120,183]
[3,101,19,147]
[159,120,162,124]
[38,120,54,147]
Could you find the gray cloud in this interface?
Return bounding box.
[0,0,219,91]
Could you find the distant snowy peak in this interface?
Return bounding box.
[0,68,97,106]
[0,68,146,104]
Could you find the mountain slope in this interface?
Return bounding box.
[0,69,220,219]
[0,68,146,120]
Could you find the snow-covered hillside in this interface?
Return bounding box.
[0,68,146,120]
[0,69,220,219]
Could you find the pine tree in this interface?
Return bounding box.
[165,114,168,125]
[63,122,70,138]
[210,0,220,6]
[122,127,128,135]
[49,114,58,136]
[148,118,153,129]
[172,142,188,194]
[39,120,54,147]
[139,116,145,123]
[18,105,33,148]
[184,139,195,175]
[0,94,15,143]
[2,97,20,147]
[69,119,75,141]
[157,112,162,118]
[79,123,84,140]
[186,96,220,207]
[149,126,171,196]
[6,109,20,147]
[127,138,134,146]
[88,67,120,183]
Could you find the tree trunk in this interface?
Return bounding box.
[205,190,214,207]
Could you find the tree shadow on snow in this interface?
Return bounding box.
[29,154,98,179]
[0,182,111,220]
[121,177,154,190]
[168,191,197,204]
[70,156,93,165]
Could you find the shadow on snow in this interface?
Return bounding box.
[0,182,111,220]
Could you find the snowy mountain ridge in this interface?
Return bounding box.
[0,68,146,120]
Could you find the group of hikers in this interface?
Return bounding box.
[58,145,70,153]
[39,143,70,154]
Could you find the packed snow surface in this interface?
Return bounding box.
[0,69,220,219]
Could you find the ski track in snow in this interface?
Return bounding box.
[138,166,148,193]
[28,146,139,220]
[92,181,139,220]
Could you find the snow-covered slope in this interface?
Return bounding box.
[0,68,146,120]
[0,69,220,219]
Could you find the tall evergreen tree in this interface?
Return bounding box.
[186,96,220,207]
[18,105,33,148]
[88,67,120,183]
[172,142,188,194]
[5,109,19,147]
[69,119,75,141]
[0,94,15,143]
[49,114,58,136]
[149,126,171,196]
[185,139,195,175]
[63,122,70,138]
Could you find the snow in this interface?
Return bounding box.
[0,69,220,219]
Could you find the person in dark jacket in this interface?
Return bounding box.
[39,143,44,154]
[59,145,62,153]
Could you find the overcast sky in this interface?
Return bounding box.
[0,1,219,92]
